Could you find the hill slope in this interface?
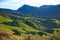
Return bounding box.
[0,7,60,40]
[0,8,60,34]
[0,8,46,34]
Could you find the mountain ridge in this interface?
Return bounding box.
[17,4,60,19]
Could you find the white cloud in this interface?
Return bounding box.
[0,0,60,10]
[0,0,24,10]
[23,0,60,6]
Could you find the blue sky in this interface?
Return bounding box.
[0,0,60,10]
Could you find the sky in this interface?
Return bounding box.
[0,0,60,10]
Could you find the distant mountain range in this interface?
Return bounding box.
[0,4,60,19]
[17,4,60,19]
[0,4,60,36]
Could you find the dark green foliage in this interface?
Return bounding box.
[12,29,21,36]
[40,19,59,29]
[3,20,20,27]
[26,31,37,35]
[44,29,54,34]
[37,32,48,36]
[25,20,37,29]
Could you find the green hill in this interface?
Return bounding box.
[0,9,45,34]
[0,8,60,40]
[0,9,60,35]
[0,10,60,32]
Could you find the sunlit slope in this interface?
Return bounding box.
[0,10,44,34]
[0,9,60,34]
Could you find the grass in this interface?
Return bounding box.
[0,30,60,40]
[0,10,60,40]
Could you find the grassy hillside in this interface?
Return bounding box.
[0,10,45,33]
[0,9,60,40]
